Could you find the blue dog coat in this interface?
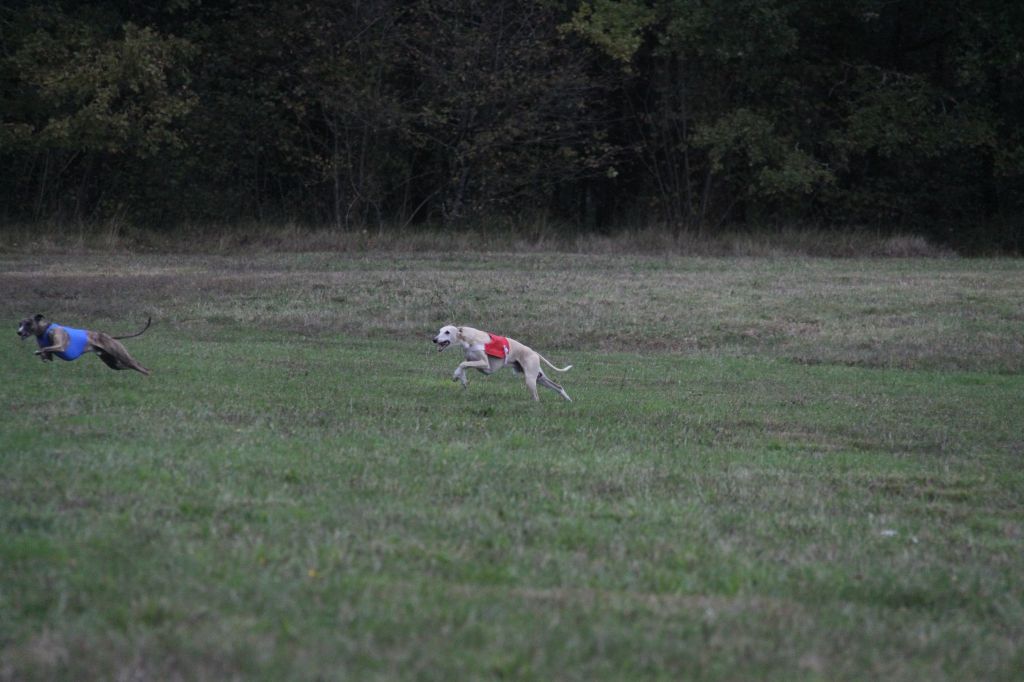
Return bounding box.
[38,323,90,361]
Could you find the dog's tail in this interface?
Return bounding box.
[113,317,152,340]
[539,354,572,372]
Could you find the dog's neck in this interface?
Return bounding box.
[36,322,52,339]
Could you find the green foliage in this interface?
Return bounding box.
[694,109,833,199]
[657,0,799,61]
[838,72,996,160]
[1,0,1023,245]
[1,3,196,218]
[13,22,195,155]
[565,0,656,64]
[397,0,614,221]
[3,8,195,152]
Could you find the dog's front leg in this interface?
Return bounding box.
[35,344,63,361]
[35,329,69,360]
[454,354,490,388]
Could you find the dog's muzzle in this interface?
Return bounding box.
[434,339,450,351]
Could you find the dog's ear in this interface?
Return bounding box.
[33,314,44,322]
[457,327,463,336]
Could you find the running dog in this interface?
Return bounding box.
[432,325,572,401]
[17,314,152,375]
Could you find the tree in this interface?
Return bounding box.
[1,2,195,220]
[395,0,617,224]
[1,0,1022,246]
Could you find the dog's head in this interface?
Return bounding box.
[432,324,460,352]
[17,314,48,339]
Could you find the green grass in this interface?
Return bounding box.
[1,251,1022,680]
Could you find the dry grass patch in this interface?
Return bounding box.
[2,251,1021,372]
[1,220,957,258]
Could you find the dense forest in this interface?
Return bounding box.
[2,1,1023,247]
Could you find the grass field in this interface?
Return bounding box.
[1,249,1022,680]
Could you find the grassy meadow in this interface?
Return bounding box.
[1,247,1022,680]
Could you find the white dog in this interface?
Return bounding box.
[432,325,573,401]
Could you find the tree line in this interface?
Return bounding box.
[2,0,1022,246]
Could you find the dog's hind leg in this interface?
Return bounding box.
[524,370,541,401]
[538,373,572,401]
[97,350,150,374]
[120,352,151,375]
[97,351,123,370]
[517,355,543,401]
[94,336,150,375]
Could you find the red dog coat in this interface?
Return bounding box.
[483,333,510,359]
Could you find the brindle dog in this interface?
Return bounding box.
[18,314,152,375]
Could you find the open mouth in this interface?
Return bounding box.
[436,340,450,351]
